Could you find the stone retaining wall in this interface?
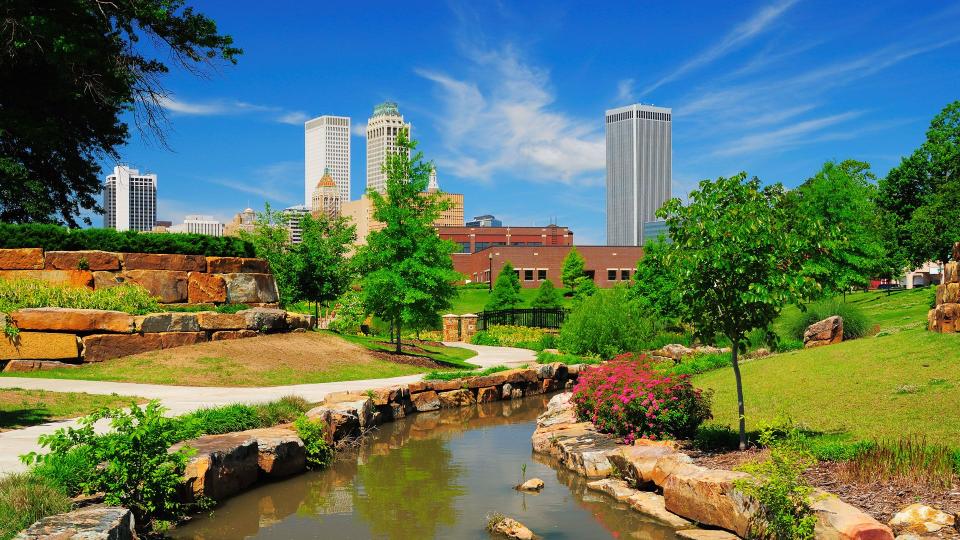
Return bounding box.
[533,393,894,540]
[1,307,315,372]
[0,248,279,305]
[929,242,960,332]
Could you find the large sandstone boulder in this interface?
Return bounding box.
[197,312,247,330]
[306,403,362,442]
[123,252,206,272]
[206,256,270,274]
[587,477,638,502]
[676,530,740,540]
[188,272,227,303]
[239,307,287,332]
[627,491,693,529]
[223,273,279,304]
[803,315,843,348]
[82,333,163,362]
[14,506,135,540]
[135,312,199,333]
[118,270,188,303]
[489,516,534,540]
[662,464,757,538]
[0,248,44,270]
[171,432,259,502]
[244,427,306,478]
[3,360,79,372]
[477,386,499,403]
[159,332,208,349]
[285,312,315,330]
[11,308,133,333]
[606,444,680,487]
[45,250,120,271]
[888,503,954,534]
[211,330,258,341]
[411,391,441,412]
[0,269,93,288]
[812,491,894,539]
[438,388,475,408]
[0,332,79,360]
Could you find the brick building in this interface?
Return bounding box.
[439,224,573,254]
[453,245,644,289]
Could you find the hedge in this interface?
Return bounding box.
[0,224,255,257]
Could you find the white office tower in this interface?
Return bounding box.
[283,205,311,244]
[366,102,411,194]
[103,165,157,231]
[304,115,351,205]
[605,104,672,246]
[170,215,224,236]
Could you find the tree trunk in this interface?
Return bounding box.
[395,318,402,354]
[314,302,319,320]
[730,340,747,450]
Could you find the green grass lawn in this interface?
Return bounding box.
[449,286,573,314]
[332,332,478,368]
[695,287,960,446]
[0,389,145,430]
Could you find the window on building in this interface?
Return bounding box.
[514,269,521,281]
[537,269,547,280]
[524,269,534,281]
[585,270,595,281]
[607,269,617,281]
[621,269,631,281]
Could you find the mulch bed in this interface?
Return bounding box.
[691,449,960,535]
[368,349,447,369]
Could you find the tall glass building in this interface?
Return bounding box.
[605,104,672,246]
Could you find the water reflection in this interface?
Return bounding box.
[171,395,677,539]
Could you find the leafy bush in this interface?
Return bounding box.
[660,352,730,377]
[328,289,367,334]
[530,279,562,308]
[735,446,818,540]
[424,365,509,381]
[293,415,334,469]
[178,397,310,438]
[775,338,804,352]
[485,261,523,311]
[0,473,71,540]
[0,223,254,256]
[536,350,602,366]
[22,401,194,531]
[28,447,91,496]
[784,299,870,341]
[571,356,712,443]
[559,287,660,358]
[470,325,554,350]
[0,279,160,315]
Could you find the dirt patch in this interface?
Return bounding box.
[692,449,960,534]
[367,349,450,369]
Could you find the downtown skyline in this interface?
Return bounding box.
[96,1,960,244]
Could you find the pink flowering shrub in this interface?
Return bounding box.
[571,353,712,443]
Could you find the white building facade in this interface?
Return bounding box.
[103,165,157,231]
[605,104,672,246]
[304,115,351,206]
[168,215,223,236]
[366,102,411,194]
[283,205,311,244]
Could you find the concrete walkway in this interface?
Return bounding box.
[0,343,535,474]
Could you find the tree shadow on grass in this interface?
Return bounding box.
[0,408,52,430]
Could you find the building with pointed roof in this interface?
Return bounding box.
[311,168,342,218]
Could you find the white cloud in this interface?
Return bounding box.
[201,161,302,208]
[158,95,309,126]
[615,79,635,104]
[351,121,367,137]
[418,46,604,185]
[641,0,797,96]
[712,111,863,156]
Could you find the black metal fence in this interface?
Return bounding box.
[477,308,568,330]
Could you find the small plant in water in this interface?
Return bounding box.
[485,512,506,532]
[521,463,527,482]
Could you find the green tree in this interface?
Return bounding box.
[296,213,356,318]
[485,261,523,311]
[878,101,960,267]
[240,204,300,307]
[561,247,586,289]
[658,173,814,449]
[530,279,562,309]
[906,185,960,266]
[572,275,598,303]
[355,130,459,353]
[0,1,239,226]
[790,160,886,297]
[630,236,681,319]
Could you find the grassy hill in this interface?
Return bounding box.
[694,287,960,446]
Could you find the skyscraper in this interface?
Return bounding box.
[311,168,342,218]
[103,165,157,231]
[605,104,672,246]
[304,115,350,205]
[366,102,411,194]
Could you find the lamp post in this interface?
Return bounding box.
[488,253,493,292]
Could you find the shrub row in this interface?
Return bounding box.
[0,223,255,257]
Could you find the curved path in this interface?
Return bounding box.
[0,343,535,474]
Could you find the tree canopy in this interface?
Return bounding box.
[0,0,240,226]
[630,236,681,319]
[530,279,562,309]
[354,130,459,352]
[296,213,357,316]
[561,247,586,289]
[658,172,814,449]
[485,261,523,311]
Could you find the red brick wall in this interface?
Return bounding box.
[453,245,644,288]
[438,225,573,254]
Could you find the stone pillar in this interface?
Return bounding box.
[460,313,478,343]
[929,241,960,333]
[442,314,461,342]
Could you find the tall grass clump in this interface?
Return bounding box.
[784,298,870,341]
[0,473,71,540]
[0,279,160,315]
[840,435,956,490]
[559,287,661,358]
[424,365,510,381]
[177,396,311,438]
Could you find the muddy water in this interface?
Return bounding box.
[171,395,678,539]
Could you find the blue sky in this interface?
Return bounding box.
[105,0,960,244]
